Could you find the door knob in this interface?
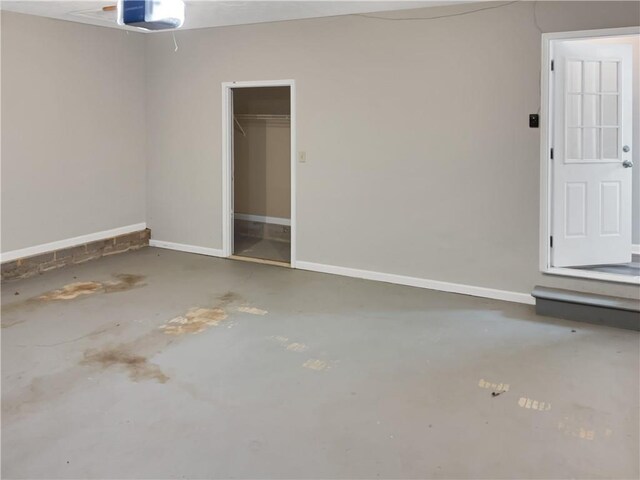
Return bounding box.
[622,145,630,153]
[622,160,633,168]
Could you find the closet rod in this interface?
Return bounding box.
[235,114,291,120]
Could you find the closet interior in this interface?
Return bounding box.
[232,86,291,264]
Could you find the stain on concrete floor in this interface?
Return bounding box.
[1,290,249,420]
[1,274,146,328]
[38,274,145,301]
[237,306,268,316]
[302,359,330,371]
[160,307,228,335]
[81,346,169,383]
[158,291,257,335]
[2,248,638,479]
[37,281,102,301]
[286,342,308,352]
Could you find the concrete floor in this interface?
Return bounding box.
[1,247,638,479]
[576,254,640,278]
[234,234,291,263]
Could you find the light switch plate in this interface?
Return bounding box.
[298,151,306,163]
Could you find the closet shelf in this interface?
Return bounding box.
[235,114,291,120]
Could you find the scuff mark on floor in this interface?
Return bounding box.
[160,307,228,335]
[556,407,613,442]
[286,342,308,352]
[1,317,27,329]
[518,397,551,411]
[217,291,241,307]
[268,335,309,353]
[478,379,510,393]
[102,274,146,294]
[81,346,169,383]
[302,359,330,371]
[557,419,596,441]
[269,335,289,344]
[237,306,268,315]
[18,324,119,348]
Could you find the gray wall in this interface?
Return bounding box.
[1,4,638,300]
[146,1,640,299]
[1,12,146,252]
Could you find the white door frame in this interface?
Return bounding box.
[221,79,297,267]
[540,27,640,285]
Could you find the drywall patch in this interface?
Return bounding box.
[160,307,228,335]
[518,397,552,411]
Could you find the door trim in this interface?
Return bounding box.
[221,79,297,267]
[540,27,640,285]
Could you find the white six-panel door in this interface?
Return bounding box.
[551,41,633,267]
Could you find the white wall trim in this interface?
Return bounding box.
[222,79,297,268]
[539,26,640,284]
[234,213,291,226]
[149,239,224,258]
[632,244,640,255]
[296,261,536,305]
[0,223,147,264]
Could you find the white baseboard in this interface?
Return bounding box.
[1,223,147,264]
[148,241,534,305]
[235,213,291,226]
[296,261,536,305]
[632,244,640,255]
[149,239,225,258]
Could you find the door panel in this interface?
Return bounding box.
[551,41,633,267]
[565,182,587,237]
[600,181,621,235]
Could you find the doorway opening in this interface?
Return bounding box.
[540,28,640,284]
[222,80,296,267]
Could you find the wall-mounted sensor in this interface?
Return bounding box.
[118,0,185,31]
[529,114,539,128]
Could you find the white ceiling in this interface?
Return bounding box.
[0,1,463,33]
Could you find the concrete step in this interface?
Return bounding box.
[532,286,640,331]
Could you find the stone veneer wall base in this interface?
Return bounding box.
[1,229,150,282]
